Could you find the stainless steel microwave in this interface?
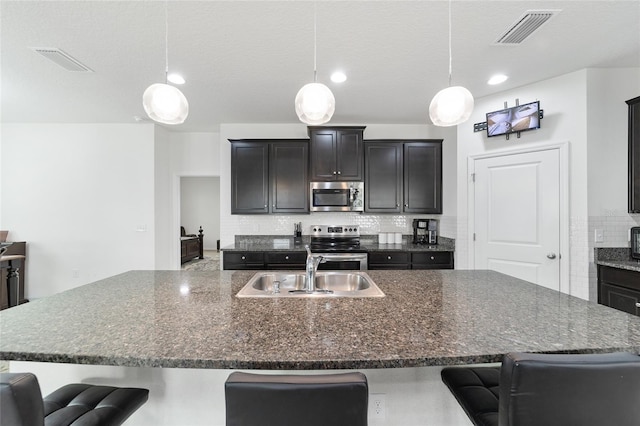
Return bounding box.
[632,227,640,260]
[310,182,364,212]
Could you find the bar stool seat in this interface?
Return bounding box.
[1,372,149,426]
[225,371,368,426]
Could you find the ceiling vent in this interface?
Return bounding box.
[30,47,93,72]
[494,10,561,45]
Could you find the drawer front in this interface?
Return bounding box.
[412,252,452,265]
[223,252,265,269]
[368,264,410,270]
[598,266,640,291]
[369,252,410,264]
[265,252,306,264]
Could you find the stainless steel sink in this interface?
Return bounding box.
[237,271,385,298]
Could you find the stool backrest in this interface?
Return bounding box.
[499,352,640,426]
[0,373,45,426]
[225,372,368,426]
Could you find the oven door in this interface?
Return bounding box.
[315,253,368,270]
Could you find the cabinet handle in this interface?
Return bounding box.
[404,203,408,207]
[337,171,341,175]
[387,256,392,260]
[241,256,246,260]
[264,205,267,208]
[636,302,640,308]
[430,256,435,260]
[285,256,289,260]
[333,171,337,175]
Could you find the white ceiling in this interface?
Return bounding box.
[2,1,639,132]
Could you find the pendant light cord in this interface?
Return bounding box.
[313,1,317,83]
[448,0,452,87]
[164,0,169,83]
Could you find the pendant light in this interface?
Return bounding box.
[429,0,473,127]
[295,2,335,125]
[143,1,189,125]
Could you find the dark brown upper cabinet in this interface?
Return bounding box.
[230,139,309,214]
[364,140,443,214]
[628,96,640,213]
[308,126,365,181]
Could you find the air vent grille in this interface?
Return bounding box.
[30,47,93,72]
[495,10,560,45]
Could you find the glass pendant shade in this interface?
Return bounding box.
[143,83,189,125]
[295,82,335,125]
[428,85,474,127]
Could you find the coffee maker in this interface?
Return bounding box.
[413,219,438,245]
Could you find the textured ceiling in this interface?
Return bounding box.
[2,1,639,132]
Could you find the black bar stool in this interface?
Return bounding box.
[441,352,640,426]
[1,372,149,426]
[225,371,368,426]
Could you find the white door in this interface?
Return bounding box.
[474,148,560,290]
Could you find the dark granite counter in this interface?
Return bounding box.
[222,235,455,253]
[1,270,638,370]
[594,247,640,273]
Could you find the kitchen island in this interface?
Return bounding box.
[2,269,639,369]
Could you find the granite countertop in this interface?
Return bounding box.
[594,247,640,273]
[222,235,455,253]
[1,270,638,370]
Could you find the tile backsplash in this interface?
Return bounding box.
[221,213,456,246]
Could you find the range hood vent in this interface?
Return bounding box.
[494,10,560,45]
[30,47,93,72]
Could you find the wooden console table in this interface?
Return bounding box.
[1,242,27,310]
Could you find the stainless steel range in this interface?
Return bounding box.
[309,225,367,270]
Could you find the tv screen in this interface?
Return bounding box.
[486,101,540,137]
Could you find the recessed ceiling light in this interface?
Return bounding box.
[488,74,508,85]
[330,71,347,83]
[167,73,186,85]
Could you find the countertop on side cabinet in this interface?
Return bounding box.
[1,270,638,370]
[594,247,640,273]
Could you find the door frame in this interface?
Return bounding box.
[467,142,570,295]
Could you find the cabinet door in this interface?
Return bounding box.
[365,142,402,212]
[404,142,442,213]
[270,142,309,213]
[628,96,640,213]
[336,129,363,181]
[231,142,269,214]
[310,129,337,180]
[309,127,364,181]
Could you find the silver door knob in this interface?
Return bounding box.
[547,253,557,259]
[635,302,640,308]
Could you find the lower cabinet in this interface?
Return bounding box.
[223,252,265,270]
[368,251,453,270]
[265,252,306,270]
[598,265,640,317]
[412,252,454,270]
[368,252,410,270]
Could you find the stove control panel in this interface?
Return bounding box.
[310,225,360,237]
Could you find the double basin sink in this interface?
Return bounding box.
[237,271,385,298]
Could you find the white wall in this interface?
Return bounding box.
[0,124,157,298]
[218,123,457,247]
[456,67,640,300]
[586,68,640,298]
[180,177,220,249]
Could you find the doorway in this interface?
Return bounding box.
[179,176,220,267]
[468,143,569,293]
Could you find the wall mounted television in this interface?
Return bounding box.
[486,101,540,137]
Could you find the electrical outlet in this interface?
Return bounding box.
[370,393,386,420]
[594,229,604,243]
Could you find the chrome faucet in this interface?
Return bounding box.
[305,245,324,292]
